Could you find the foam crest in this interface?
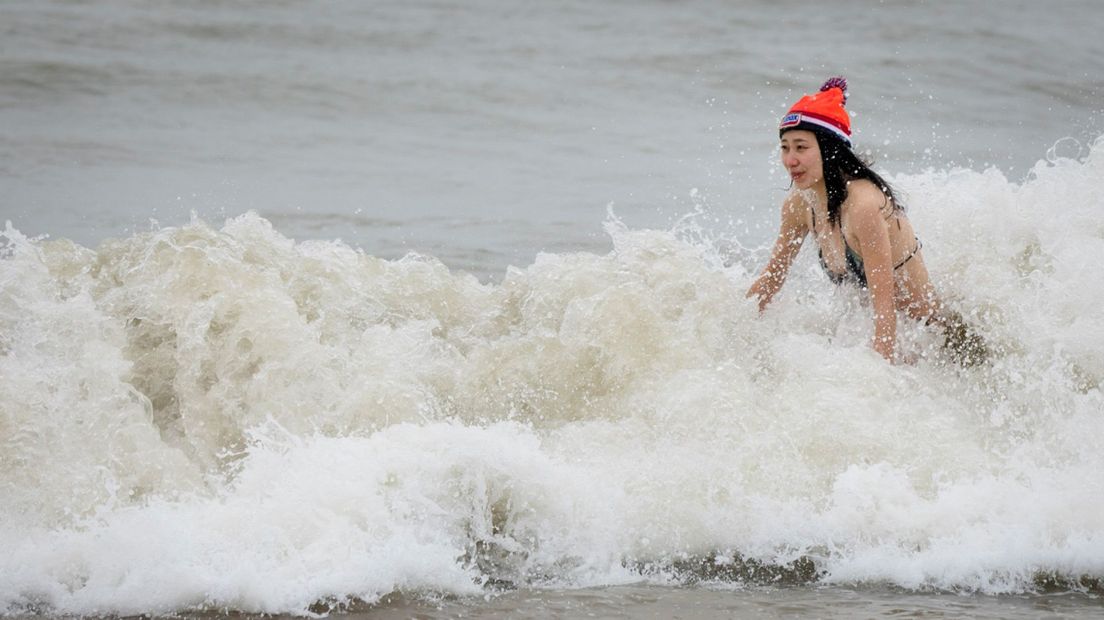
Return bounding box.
[0,225,202,528]
[3,139,1104,614]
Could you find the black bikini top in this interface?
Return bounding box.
[811,208,921,288]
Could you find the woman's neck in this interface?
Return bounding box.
[804,181,828,208]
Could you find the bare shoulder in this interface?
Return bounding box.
[843,179,890,219]
[780,190,811,228]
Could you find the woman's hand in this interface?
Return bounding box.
[873,333,895,363]
[746,271,779,313]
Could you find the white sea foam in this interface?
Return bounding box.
[2,140,1104,615]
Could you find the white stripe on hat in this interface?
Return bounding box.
[793,114,851,144]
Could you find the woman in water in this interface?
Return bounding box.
[746,77,985,364]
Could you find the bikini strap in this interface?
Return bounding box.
[893,237,922,271]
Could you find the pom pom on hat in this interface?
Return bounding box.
[820,76,848,105]
[780,76,852,145]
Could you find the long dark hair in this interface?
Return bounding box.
[806,127,903,226]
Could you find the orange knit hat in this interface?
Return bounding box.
[779,77,852,145]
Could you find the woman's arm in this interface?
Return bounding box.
[848,193,897,361]
[746,194,808,312]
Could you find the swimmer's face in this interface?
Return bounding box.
[780,130,823,190]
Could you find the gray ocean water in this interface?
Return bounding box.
[4,1,1104,619]
[5,0,1103,278]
